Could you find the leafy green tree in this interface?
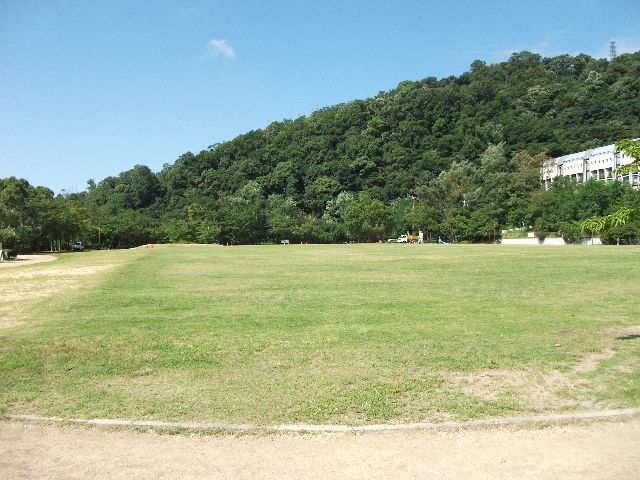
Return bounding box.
[99,210,158,248]
[321,191,355,242]
[0,177,30,228]
[440,211,469,243]
[389,197,412,237]
[304,176,342,215]
[0,227,17,255]
[466,206,501,242]
[164,203,222,244]
[557,222,582,244]
[342,193,393,242]
[405,200,438,241]
[615,139,640,174]
[216,181,266,244]
[580,139,640,241]
[266,195,302,242]
[599,210,640,244]
[115,165,161,209]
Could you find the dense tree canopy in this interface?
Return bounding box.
[2,51,640,251]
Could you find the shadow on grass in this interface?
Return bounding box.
[616,334,640,341]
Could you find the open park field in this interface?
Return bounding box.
[1,244,639,427]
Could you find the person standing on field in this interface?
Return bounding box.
[418,230,424,244]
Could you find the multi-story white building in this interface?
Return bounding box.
[542,141,639,189]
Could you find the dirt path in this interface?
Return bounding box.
[1,418,639,479]
[0,254,56,269]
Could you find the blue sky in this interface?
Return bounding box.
[1,0,639,194]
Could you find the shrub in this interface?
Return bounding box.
[558,222,582,244]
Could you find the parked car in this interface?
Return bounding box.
[71,241,85,251]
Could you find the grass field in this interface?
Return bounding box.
[1,244,639,425]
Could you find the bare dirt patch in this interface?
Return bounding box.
[575,348,616,373]
[602,324,640,338]
[449,369,530,401]
[615,365,636,374]
[0,262,117,329]
[448,364,605,412]
[0,254,56,269]
[138,243,218,248]
[447,342,633,414]
[7,264,112,281]
[1,417,639,479]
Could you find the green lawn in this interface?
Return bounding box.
[1,244,639,425]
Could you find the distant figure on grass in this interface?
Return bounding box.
[418,231,424,244]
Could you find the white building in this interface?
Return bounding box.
[541,141,639,189]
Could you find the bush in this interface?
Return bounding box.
[501,230,530,239]
[558,222,582,244]
[600,222,640,245]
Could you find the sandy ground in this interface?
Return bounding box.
[0,254,56,269]
[0,254,119,329]
[1,418,639,480]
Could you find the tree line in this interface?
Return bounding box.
[2,51,640,253]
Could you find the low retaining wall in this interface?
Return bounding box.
[501,238,540,245]
[502,236,601,246]
[582,237,602,245]
[542,237,566,246]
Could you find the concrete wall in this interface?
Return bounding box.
[501,238,541,245]
[502,236,603,246]
[581,237,602,245]
[542,237,566,246]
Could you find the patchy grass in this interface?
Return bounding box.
[0,251,132,330]
[0,244,639,425]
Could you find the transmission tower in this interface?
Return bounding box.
[609,40,617,60]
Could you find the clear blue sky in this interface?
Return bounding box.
[1,0,639,193]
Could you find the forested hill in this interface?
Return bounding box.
[158,50,639,206]
[2,51,640,250]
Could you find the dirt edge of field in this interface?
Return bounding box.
[0,254,57,268]
[7,407,640,434]
[2,416,639,480]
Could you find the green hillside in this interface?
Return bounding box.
[2,51,640,250]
